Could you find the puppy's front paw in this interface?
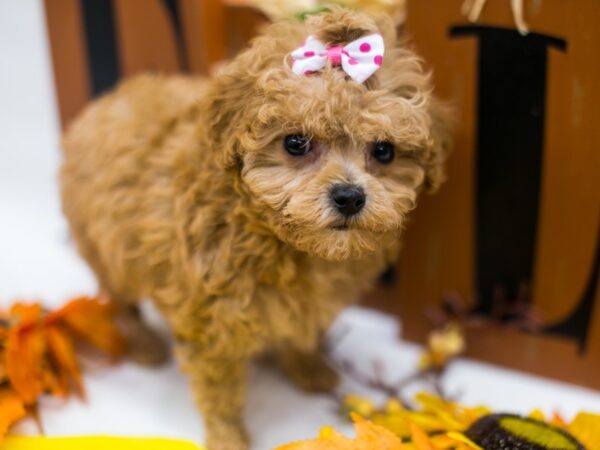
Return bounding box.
[279,351,339,393]
[206,420,249,450]
[117,311,170,366]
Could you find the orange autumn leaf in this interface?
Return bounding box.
[0,296,126,438]
[0,389,27,436]
[39,362,66,400]
[4,324,47,404]
[9,304,42,328]
[45,326,83,397]
[48,297,125,358]
[277,414,404,450]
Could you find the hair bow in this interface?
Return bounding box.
[290,34,384,84]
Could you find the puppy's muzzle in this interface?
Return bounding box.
[330,184,366,217]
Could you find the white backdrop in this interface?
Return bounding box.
[0,1,599,449]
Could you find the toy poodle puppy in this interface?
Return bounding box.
[60,7,450,450]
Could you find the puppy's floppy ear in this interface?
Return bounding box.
[423,97,453,193]
[206,60,256,170]
[205,20,302,170]
[374,24,453,193]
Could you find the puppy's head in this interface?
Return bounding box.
[206,7,451,261]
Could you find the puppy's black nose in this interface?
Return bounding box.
[330,184,366,217]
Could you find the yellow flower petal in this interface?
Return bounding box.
[385,399,405,414]
[319,426,335,439]
[372,414,411,437]
[446,432,483,450]
[528,409,545,422]
[403,411,447,432]
[343,394,376,418]
[568,412,600,449]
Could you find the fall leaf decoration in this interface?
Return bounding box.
[0,296,125,438]
[340,394,486,449]
[277,414,405,450]
[418,323,466,372]
[333,393,599,450]
[0,390,26,437]
[275,411,485,450]
[279,392,599,450]
[324,307,598,449]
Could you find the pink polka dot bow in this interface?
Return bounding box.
[291,34,385,84]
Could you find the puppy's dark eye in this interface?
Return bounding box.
[372,141,395,164]
[284,135,312,156]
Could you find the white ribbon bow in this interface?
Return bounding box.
[290,33,385,84]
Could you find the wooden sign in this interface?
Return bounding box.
[44,0,266,127]
[368,0,600,389]
[45,0,599,388]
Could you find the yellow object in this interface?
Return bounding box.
[419,323,466,370]
[528,409,546,422]
[568,412,600,449]
[342,394,376,418]
[499,416,580,450]
[446,432,482,449]
[287,391,597,450]
[0,437,204,450]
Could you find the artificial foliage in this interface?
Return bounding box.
[317,320,599,450]
[278,393,599,450]
[277,414,406,450]
[0,296,124,437]
[0,297,598,450]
